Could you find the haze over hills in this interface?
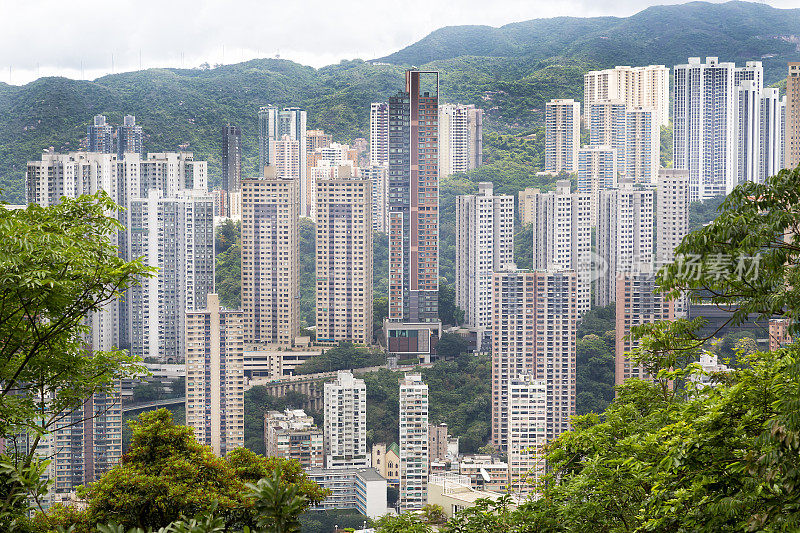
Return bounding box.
[1,0,798,203]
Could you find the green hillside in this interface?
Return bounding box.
[1,0,797,203]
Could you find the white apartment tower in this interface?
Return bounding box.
[584,65,670,126]
[127,189,215,363]
[596,180,654,307]
[588,100,627,172]
[399,373,429,511]
[507,374,547,498]
[185,294,245,456]
[577,145,617,226]
[674,57,764,200]
[545,99,580,174]
[735,81,786,185]
[626,107,660,184]
[259,107,309,215]
[324,371,368,469]
[528,181,592,316]
[455,183,515,332]
[439,103,483,175]
[370,102,390,167]
[656,169,690,266]
[241,167,300,345]
[362,165,389,233]
[491,269,577,450]
[315,168,373,344]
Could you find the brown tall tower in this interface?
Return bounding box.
[785,63,800,170]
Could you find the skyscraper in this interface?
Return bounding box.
[315,167,373,345]
[625,107,660,184]
[362,165,389,233]
[87,114,113,153]
[759,89,786,179]
[674,57,763,200]
[385,70,441,359]
[596,180,654,307]
[656,169,690,266]
[588,100,627,172]
[545,99,580,174]
[455,183,514,334]
[222,124,242,194]
[615,270,674,386]
[529,181,592,316]
[127,189,215,363]
[185,294,245,456]
[241,167,300,345]
[399,373,429,511]
[438,103,483,176]
[324,371,368,469]
[259,106,309,215]
[491,269,577,450]
[786,62,800,170]
[507,374,547,497]
[370,102,389,167]
[584,65,670,126]
[577,145,617,227]
[116,115,143,158]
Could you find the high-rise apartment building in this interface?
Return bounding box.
[596,180,654,307]
[315,167,373,344]
[385,70,442,358]
[491,269,577,450]
[324,371,368,469]
[674,57,764,200]
[735,81,785,185]
[584,65,670,126]
[362,165,389,233]
[241,167,300,345]
[545,99,580,174]
[264,409,324,469]
[438,103,483,176]
[399,373,429,511]
[518,187,537,226]
[185,294,245,456]
[259,106,309,214]
[760,89,786,179]
[528,181,592,316]
[455,183,515,332]
[370,102,390,167]
[507,374,547,497]
[626,107,660,184]
[615,271,674,386]
[577,145,617,226]
[589,100,627,171]
[116,115,143,158]
[87,114,113,153]
[222,124,242,195]
[307,129,332,154]
[656,169,690,266]
[127,189,214,363]
[786,63,800,170]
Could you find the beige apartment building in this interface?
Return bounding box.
[241,167,300,345]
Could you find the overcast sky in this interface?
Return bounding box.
[0,0,794,86]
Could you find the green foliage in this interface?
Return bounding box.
[575,334,615,415]
[215,219,239,255]
[435,333,470,360]
[688,195,725,232]
[659,124,673,169]
[437,283,464,327]
[36,409,325,532]
[374,513,431,533]
[299,509,369,533]
[246,466,307,533]
[293,343,385,375]
[0,454,51,531]
[297,218,316,327]
[215,242,241,309]
[0,192,152,471]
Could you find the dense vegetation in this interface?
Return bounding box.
[293,343,386,375]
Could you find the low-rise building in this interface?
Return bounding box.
[428,473,507,518]
[264,409,324,468]
[371,443,400,485]
[306,467,388,519]
[242,343,322,379]
[457,455,508,493]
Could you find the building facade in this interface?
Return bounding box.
[577,145,617,226]
[259,106,309,215]
[584,65,670,126]
[185,294,245,456]
[222,124,242,195]
[370,102,390,167]
[528,181,592,316]
[786,63,800,170]
[545,99,580,174]
[315,169,374,344]
[507,374,547,497]
[438,103,483,176]
[324,371,368,469]
[241,168,300,345]
[588,100,628,172]
[625,107,660,184]
[455,183,515,331]
[399,373,429,511]
[264,409,324,468]
[656,169,690,266]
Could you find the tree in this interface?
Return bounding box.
[435,333,470,360]
[438,282,464,326]
[247,466,307,533]
[374,513,431,533]
[293,343,385,375]
[0,193,152,523]
[38,409,326,532]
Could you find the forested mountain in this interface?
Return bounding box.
[0,0,797,203]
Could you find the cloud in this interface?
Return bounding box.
[0,0,795,85]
